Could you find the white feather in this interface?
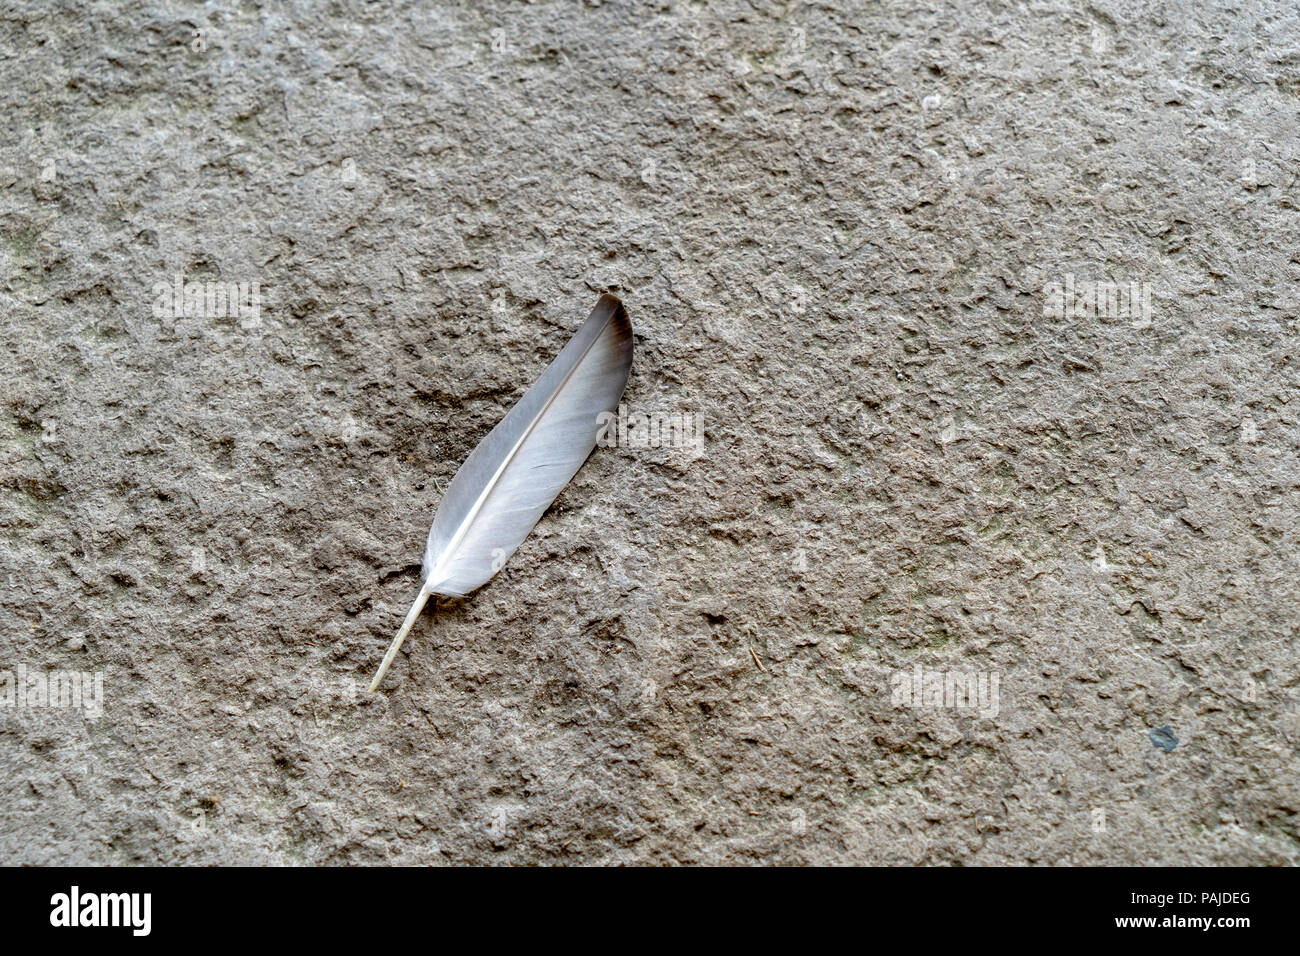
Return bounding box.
[368,294,633,691]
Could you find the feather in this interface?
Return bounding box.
[368,294,633,691]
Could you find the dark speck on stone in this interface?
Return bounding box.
[1149,726,1179,753]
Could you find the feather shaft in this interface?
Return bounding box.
[368,581,433,692]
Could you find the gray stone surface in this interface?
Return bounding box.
[1,0,1298,865]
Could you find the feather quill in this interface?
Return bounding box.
[368,294,633,691]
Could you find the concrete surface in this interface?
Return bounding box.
[1,0,1297,864]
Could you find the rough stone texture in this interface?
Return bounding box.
[1,0,1298,865]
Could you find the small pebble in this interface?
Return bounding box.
[1149,726,1178,752]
